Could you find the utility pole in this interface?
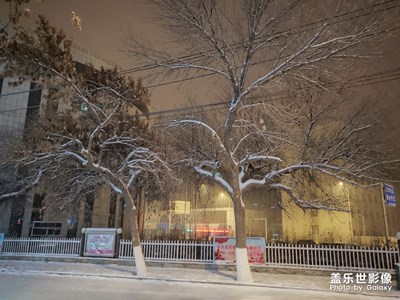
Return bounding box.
[380,182,390,248]
[346,187,353,243]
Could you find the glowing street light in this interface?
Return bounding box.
[80,102,89,113]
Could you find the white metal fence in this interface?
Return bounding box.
[119,239,214,263]
[266,243,399,272]
[2,237,81,257]
[1,237,399,272]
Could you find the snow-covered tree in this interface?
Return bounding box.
[126,0,400,282]
[0,16,172,276]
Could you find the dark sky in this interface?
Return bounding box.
[1,0,399,133]
[0,1,156,65]
[0,0,215,110]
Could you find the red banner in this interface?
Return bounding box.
[214,237,266,264]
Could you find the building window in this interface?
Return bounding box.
[30,193,45,224]
[31,221,62,237]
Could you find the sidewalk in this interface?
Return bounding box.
[0,256,399,298]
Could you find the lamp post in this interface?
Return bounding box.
[380,182,390,248]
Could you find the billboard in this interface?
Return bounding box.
[83,228,118,257]
[214,237,266,265]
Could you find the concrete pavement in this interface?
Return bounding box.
[0,255,399,298]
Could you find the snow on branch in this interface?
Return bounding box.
[270,183,348,212]
[238,155,282,166]
[107,180,123,195]
[194,165,234,197]
[127,169,142,189]
[0,168,43,202]
[168,119,227,153]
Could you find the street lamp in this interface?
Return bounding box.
[80,102,89,113]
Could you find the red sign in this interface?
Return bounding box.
[214,237,266,264]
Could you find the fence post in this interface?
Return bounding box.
[80,228,86,257]
[397,232,400,257]
[115,228,122,258]
[27,237,31,254]
[395,232,400,291]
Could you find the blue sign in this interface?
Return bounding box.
[384,184,396,207]
[0,233,4,254]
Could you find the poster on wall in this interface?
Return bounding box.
[84,229,117,257]
[214,237,266,265]
[0,233,4,254]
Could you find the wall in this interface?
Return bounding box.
[91,186,111,228]
[281,180,400,246]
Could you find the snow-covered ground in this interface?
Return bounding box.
[1,272,388,300]
[0,259,399,299]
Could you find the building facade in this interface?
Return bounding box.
[0,45,149,238]
[1,47,399,246]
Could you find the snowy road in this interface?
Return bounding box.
[0,272,388,300]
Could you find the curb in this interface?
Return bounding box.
[1,268,398,298]
[1,255,399,298]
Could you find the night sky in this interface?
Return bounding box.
[0,0,216,110]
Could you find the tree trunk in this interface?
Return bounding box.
[233,192,253,283]
[127,205,147,276]
[114,196,122,228]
